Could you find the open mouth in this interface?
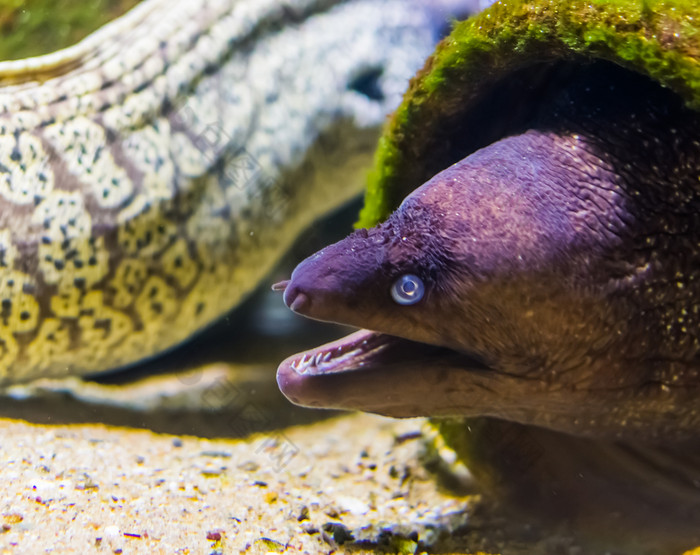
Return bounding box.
[283,330,401,376]
[277,328,491,414]
[272,279,492,416]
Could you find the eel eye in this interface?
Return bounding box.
[391,274,425,306]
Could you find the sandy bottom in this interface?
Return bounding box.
[0,317,695,555]
[0,410,472,554]
[0,363,597,555]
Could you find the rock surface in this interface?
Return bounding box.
[0,405,475,554]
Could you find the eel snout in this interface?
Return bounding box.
[273,276,315,315]
[282,286,310,314]
[272,233,500,418]
[274,241,380,328]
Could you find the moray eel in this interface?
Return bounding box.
[0,0,465,384]
[276,62,700,545]
[277,63,700,441]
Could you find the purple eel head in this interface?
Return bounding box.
[276,120,700,441]
[276,132,634,433]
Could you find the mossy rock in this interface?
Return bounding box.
[358,0,700,228]
[0,0,141,61]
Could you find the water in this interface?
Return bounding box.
[0,0,142,60]
[4,2,687,553]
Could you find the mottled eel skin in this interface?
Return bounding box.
[0,0,455,384]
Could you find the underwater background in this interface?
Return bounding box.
[0,1,697,553]
[0,0,141,60]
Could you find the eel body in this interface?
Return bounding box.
[0,0,456,384]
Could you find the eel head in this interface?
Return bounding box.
[275,67,700,442]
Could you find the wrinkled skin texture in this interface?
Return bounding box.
[274,59,700,551]
[277,64,700,445]
[276,63,700,548]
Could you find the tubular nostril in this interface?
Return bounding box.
[289,292,310,313]
[283,284,311,313]
[271,279,290,292]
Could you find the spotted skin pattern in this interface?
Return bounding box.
[0,0,445,383]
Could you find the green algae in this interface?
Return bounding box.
[358,0,700,228]
[0,0,141,61]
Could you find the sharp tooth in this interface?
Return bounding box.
[295,355,307,372]
[322,352,332,362]
[298,356,312,372]
[314,352,323,366]
[291,359,298,370]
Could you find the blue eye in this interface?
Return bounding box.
[391,274,425,305]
